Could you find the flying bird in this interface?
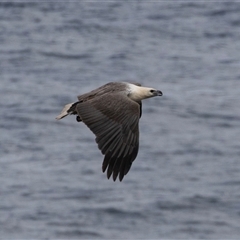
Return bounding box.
[56,82,162,181]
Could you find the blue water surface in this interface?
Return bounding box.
[1,1,240,239]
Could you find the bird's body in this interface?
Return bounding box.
[56,82,162,181]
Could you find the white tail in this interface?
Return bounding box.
[56,102,74,120]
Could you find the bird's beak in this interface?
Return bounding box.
[155,90,163,96]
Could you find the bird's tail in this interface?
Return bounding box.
[56,102,78,120]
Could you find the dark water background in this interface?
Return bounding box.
[1,1,240,239]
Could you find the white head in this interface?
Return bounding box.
[127,83,163,101]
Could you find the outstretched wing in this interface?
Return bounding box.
[76,93,140,181]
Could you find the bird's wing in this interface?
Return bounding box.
[76,93,140,181]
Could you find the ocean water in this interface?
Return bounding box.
[1,1,240,239]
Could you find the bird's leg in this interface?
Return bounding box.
[76,116,82,122]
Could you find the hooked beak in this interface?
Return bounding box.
[155,90,163,96]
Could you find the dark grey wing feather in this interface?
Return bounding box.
[76,93,140,181]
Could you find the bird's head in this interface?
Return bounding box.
[148,89,163,97]
[127,83,163,101]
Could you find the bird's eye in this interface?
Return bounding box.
[150,90,154,93]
